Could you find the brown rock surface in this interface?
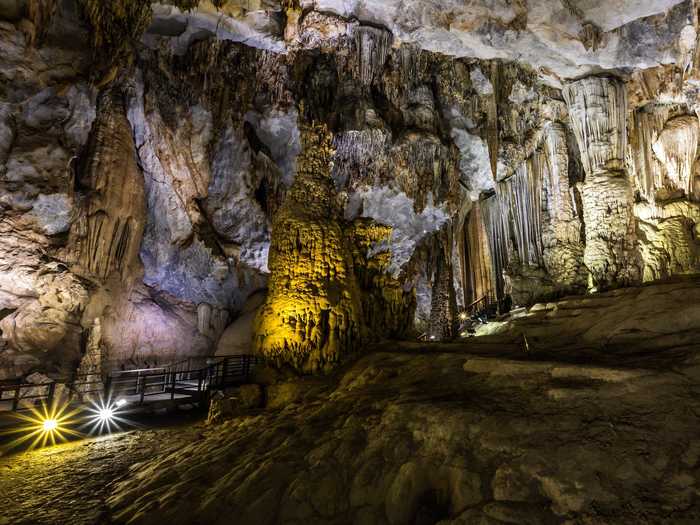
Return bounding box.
[104,280,700,525]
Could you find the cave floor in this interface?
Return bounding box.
[0,417,206,525]
[3,280,700,525]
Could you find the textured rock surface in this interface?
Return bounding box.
[254,123,364,373]
[564,77,640,289]
[102,280,700,525]
[2,0,700,379]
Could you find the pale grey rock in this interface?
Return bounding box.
[244,108,301,187]
[450,127,494,201]
[28,193,72,235]
[347,187,450,276]
[312,0,691,83]
[469,67,493,96]
[216,291,266,356]
[206,125,271,273]
[127,74,246,310]
[149,4,285,55]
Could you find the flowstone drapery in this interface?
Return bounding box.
[563,77,640,289]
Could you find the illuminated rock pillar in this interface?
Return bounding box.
[73,89,146,282]
[563,77,640,289]
[253,122,364,373]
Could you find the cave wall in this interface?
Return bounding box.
[1,0,700,377]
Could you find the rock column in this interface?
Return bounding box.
[253,122,364,373]
[563,77,639,289]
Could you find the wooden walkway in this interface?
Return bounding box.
[0,355,259,413]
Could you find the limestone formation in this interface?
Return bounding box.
[253,122,364,373]
[72,90,146,283]
[1,0,699,378]
[5,2,700,524]
[563,77,640,289]
[74,318,104,400]
[652,115,699,199]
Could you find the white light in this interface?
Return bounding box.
[43,419,58,432]
[115,398,127,408]
[98,407,114,421]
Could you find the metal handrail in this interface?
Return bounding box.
[0,354,261,412]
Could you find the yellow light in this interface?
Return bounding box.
[42,419,58,432]
[458,312,468,321]
[1,401,82,451]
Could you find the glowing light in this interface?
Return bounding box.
[83,397,134,435]
[1,401,83,451]
[458,312,468,321]
[42,419,58,432]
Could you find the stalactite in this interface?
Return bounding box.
[197,302,229,337]
[332,129,391,189]
[652,115,699,200]
[74,90,146,283]
[354,26,392,87]
[480,193,508,302]
[486,62,501,180]
[391,134,457,212]
[563,76,640,288]
[462,202,495,305]
[563,77,627,177]
[630,104,673,202]
[500,161,544,268]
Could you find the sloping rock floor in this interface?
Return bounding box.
[2,278,700,524]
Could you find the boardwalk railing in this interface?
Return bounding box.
[0,354,260,413]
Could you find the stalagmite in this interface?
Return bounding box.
[74,318,104,401]
[354,26,392,87]
[563,77,640,289]
[428,227,457,340]
[253,121,364,373]
[539,123,586,288]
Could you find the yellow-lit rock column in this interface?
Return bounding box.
[253,122,364,373]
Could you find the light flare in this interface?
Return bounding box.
[1,400,83,451]
[82,397,133,435]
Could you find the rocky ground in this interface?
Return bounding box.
[2,279,700,525]
[0,415,205,525]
